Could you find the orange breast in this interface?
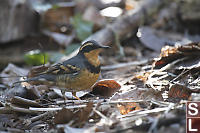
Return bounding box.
[57,69,100,92]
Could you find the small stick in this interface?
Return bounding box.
[0,103,39,114]
[29,104,87,112]
[11,96,41,107]
[30,111,54,123]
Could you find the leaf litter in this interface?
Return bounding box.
[1,42,199,132]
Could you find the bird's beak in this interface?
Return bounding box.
[99,45,110,49]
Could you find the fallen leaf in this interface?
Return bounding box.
[75,102,93,126]
[168,84,192,102]
[54,102,93,127]
[153,42,200,69]
[91,79,121,97]
[54,108,74,124]
[117,102,141,115]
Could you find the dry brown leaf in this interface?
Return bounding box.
[54,102,93,127]
[117,102,141,115]
[75,102,93,125]
[168,84,192,102]
[91,79,121,97]
[54,108,74,124]
[153,42,200,69]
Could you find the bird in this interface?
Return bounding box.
[14,40,110,100]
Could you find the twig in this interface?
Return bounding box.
[117,106,173,119]
[0,103,39,114]
[30,111,54,123]
[93,108,108,120]
[146,58,186,90]
[7,128,24,133]
[150,100,171,107]
[93,108,114,126]
[56,99,105,104]
[11,96,41,107]
[170,69,190,83]
[0,101,5,107]
[29,104,87,112]
[56,99,150,105]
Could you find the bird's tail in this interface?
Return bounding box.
[12,76,41,87]
[12,74,56,87]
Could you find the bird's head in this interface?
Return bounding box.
[79,40,110,54]
[78,40,110,66]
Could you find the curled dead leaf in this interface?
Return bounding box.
[153,42,200,69]
[91,79,121,97]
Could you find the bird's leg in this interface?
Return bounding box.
[61,89,67,103]
[72,92,81,100]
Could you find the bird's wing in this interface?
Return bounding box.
[34,54,84,76]
[44,62,81,75]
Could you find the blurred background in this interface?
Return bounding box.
[0,0,200,70]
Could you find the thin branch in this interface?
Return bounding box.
[0,103,39,114]
[11,96,41,107]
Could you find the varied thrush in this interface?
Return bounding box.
[15,40,109,100]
